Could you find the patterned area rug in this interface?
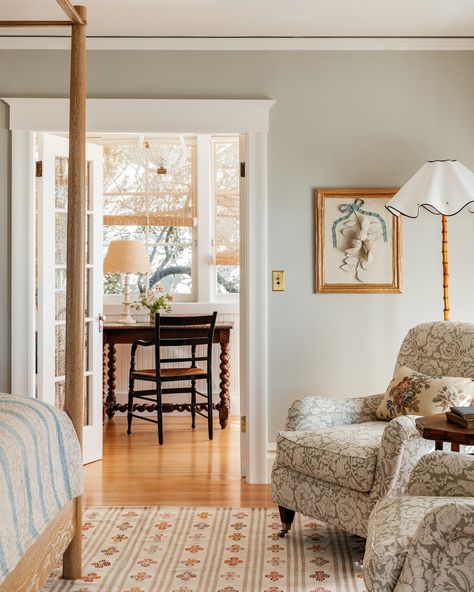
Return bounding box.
[43,507,366,592]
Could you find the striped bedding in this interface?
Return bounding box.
[0,393,83,583]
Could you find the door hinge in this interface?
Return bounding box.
[240,161,246,178]
[35,161,43,178]
[240,416,246,433]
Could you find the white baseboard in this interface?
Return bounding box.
[267,442,276,483]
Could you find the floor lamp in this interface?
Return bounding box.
[386,159,474,321]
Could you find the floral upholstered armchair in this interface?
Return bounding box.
[271,321,474,538]
[363,451,474,592]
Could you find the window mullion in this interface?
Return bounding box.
[196,135,213,303]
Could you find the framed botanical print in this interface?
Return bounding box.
[315,188,401,293]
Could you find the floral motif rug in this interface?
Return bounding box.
[42,507,366,592]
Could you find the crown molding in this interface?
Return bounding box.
[0,36,474,51]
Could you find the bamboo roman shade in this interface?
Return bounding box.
[103,140,196,228]
[213,138,240,266]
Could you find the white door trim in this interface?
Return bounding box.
[11,130,36,398]
[4,97,275,484]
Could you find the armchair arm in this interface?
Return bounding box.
[406,451,474,497]
[371,416,434,500]
[284,393,384,431]
[395,501,474,592]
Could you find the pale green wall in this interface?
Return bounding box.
[1,50,474,437]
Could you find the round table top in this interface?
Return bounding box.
[415,413,474,446]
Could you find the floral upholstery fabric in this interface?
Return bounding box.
[272,464,375,538]
[277,422,386,493]
[395,501,474,592]
[395,321,474,383]
[376,365,473,420]
[364,495,466,592]
[284,393,383,432]
[272,405,433,537]
[363,452,474,592]
[370,415,434,500]
[406,450,474,497]
[272,322,474,541]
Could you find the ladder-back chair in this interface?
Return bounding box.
[127,312,218,444]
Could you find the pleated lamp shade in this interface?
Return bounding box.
[103,240,150,274]
[386,160,474,218]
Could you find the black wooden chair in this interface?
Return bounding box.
[127,312,218,444]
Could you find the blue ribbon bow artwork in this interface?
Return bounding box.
[331,198,388,283]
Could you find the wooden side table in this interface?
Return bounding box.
[415,413,474,452]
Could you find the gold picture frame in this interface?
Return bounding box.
[315,188,402,293]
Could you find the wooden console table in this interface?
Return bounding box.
[103,322,233,428]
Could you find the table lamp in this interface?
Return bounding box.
[104,240,151,324]
[386,160,474,320]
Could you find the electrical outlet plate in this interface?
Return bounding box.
[272,270,285,291]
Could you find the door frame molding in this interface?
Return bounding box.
[4,97,275,484]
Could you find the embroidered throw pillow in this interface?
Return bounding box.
[376,366,474,420]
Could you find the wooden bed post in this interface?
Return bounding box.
[62,3,87,581]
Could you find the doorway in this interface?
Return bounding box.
[7,97,273,484]
[96,132,241,465]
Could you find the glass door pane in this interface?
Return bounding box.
[36,133,104,464]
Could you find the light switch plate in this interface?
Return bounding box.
[272,270,285,291]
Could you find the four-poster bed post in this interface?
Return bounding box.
[62,3,87,580]
[0,1,88,585]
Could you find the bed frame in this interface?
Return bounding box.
[0,2,88,589]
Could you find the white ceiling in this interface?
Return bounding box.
[1,0,474,38]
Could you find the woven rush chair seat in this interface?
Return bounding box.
[132,367,208,380]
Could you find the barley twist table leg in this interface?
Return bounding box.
[105,343,117,419]
[217,341,231,429]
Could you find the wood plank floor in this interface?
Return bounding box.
[84,416,273,507]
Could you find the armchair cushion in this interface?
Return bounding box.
[364,495,466,592]
[277,421,387,493]
[376,366,474,420]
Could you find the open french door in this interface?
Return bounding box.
[36,133,103,464]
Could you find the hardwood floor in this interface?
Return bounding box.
[84,416,272,507]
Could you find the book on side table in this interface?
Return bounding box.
[446,406,474,428]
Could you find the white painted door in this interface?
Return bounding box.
[37,133,103,464]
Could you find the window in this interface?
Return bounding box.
[103,138,195,296]
[102,135,240,301]
[212,137,240,294]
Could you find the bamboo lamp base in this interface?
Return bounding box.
[442,215,449,321]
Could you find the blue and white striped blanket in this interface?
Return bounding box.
[0,393,83,583]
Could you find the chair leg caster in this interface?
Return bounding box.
[278,522,292,538]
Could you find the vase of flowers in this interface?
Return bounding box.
[134,285,172,324]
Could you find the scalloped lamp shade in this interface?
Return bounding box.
[385,159,474,322]
[386,160,474,218]
[103,240,150,274]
